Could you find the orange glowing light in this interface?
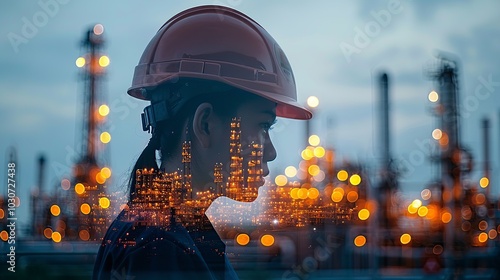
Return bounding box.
[411,199,422,209]
[478,232,488,243]
[474,193,486,205]
[337,170,348,181]
[308,188,319,199]
[96,172,106,184]
[101,167,112,178]
[407,204,418,214]
[439,132,449,146]
[52,231,62,243]
[417,206,428,217]
[75,183,85,195]
[313,146,325,158]
[347,191,358,203]
[354,235,366,247]
[0,209,4,219]
[0,230,8,241]
[50,205,61,216]
[79,230,90,241]
[98,104,110,117]
[260,234,275,247]
[43,228,53,239]
[358,209,370,220]
[99,197,111,209]
[236,233,250,246]
[100,132,111,144]
[301,148,314,160]
[426,205,438,220]
[80,203,91,215]
[441,212,452,223]
[308,165,320,176]
[275,175,287,186]
[479,177,489,188]
[297,188,308,199]
[331,191,343,203]
[290,188,299,199]
[400,233,411,245]
[349,174,361,186]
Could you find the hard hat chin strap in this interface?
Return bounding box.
[141,100,171,133]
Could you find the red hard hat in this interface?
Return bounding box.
[128,5,312,120]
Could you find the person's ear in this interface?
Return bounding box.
[192,103,214,148]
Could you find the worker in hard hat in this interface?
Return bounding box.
[93,5,311,280]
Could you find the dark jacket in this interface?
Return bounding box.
[93,211,239,279]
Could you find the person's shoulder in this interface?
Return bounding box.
[94,219,214,279]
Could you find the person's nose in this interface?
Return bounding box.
[263,134,277,162]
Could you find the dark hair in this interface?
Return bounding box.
[127,85,257,201]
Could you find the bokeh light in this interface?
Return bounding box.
[260,234,275,247]
[354,235,366,247]
[236,233,250,246]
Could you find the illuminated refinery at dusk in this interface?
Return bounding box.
[2,2,500,279]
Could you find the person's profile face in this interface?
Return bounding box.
[236,97,277,187]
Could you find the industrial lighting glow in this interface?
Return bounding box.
[275,175,288,186]
[101,167,112,178]
[260,234,275,247]
[350,174,361,186]
[98,104,110,116]
[313,146,325,158]
[50,205,61,217]
[75,183,85,195]
[354,235,366,247]
[80,203,91,215]
[432,129,443,140]
[358,209,370,220]
[337,170,348,181]
[236,233,250,246]
[99,197,111,209]
[284,166,297,177]
[99,55,110,67]
[400,233,411,245]
[100,132,111,143]
[76,57,86,68]
[306,96,319,108]
[308,135,320,146]
[52,231,62,243]
[307,188,320,199]
[479,177,489,188]
[428,91,439,102]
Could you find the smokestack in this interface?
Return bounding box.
[379,72,390,169]
[482,118,490,195]
[37,155,46,193]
